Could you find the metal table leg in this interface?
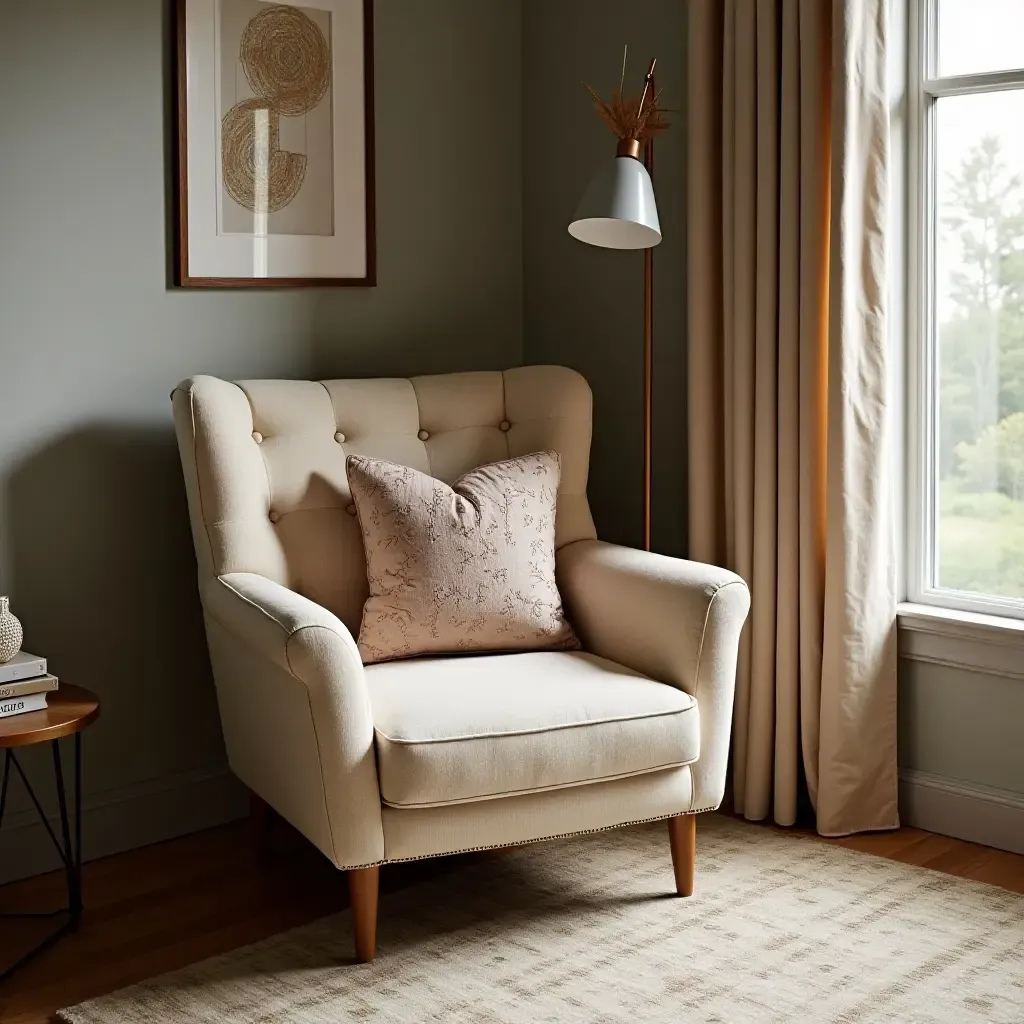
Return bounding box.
[0,735,83,981]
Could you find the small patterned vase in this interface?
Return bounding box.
[0,596,23,663]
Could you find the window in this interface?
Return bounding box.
[907,0,1024,618]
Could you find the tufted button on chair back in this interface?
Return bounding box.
[172,366,597,633]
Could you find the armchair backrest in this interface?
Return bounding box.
[172,366,597,632]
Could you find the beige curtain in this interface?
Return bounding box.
[687,0,898,835]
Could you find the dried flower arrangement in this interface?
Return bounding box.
[584,49,670,147]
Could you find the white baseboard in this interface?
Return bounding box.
[0,762,248,885]
[899,769,1024,855]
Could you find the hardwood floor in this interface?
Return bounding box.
[1,815,1021,1023]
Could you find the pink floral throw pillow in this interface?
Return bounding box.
[346,450,580,664]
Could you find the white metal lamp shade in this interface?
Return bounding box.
[568,155,662,250]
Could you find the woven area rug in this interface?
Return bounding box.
[58,815,1023,1023]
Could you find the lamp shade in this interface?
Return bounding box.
[568,155,662,250]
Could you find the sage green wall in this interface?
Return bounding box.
[0,0,522,881]
[522,0,688,554]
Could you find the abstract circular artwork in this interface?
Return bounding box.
[221,4,331,215]
[240,5,330,117]
[176,0,373,284]
[221,99,307,213]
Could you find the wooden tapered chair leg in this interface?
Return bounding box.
[667,814,696,897]
[349,866,380,962]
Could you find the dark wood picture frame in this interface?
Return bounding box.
[174,0,375,288]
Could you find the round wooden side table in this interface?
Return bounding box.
[0,684,100,981]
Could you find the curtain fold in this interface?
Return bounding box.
[687,0,898,836]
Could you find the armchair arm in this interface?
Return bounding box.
[556,540,750,812]
[202,572,383,868]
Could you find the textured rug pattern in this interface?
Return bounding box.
[59,815,1024,1023]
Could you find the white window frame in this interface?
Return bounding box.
[905,0,1024,621]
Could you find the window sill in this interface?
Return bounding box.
[897,602,1024,680]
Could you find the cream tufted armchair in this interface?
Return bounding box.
[172,366,749,962]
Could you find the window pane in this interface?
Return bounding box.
[938,0,1024,77]
[935,91,1024,600]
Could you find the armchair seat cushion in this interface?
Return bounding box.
[367,651,699,809]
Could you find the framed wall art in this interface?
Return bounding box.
[176,0,374,286]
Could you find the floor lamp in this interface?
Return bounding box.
[568,57,665,553]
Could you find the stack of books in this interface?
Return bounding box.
[0,652,58,720]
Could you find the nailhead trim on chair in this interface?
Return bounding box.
[334,806,718,871]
